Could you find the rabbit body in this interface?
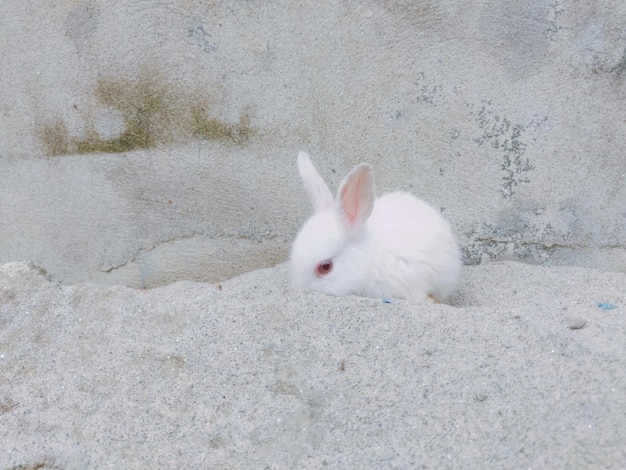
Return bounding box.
[290,152,462,303]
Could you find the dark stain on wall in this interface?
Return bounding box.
[37,67,255,157]
[191,106,254,145]
[614,50,626,77]
[467,100,546,199]
[37,119,72,157]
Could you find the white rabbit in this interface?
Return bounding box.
[290,151,462,303]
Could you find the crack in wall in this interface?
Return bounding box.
[101,233,203,274]
[462,236,623,266]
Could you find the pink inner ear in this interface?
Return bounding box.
[339,164,374,229]
[342,179,362,225]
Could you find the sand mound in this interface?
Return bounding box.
[1,261,624,468]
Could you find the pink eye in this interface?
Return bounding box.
[316,259,333,277]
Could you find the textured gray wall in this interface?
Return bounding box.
[1,1,625,287]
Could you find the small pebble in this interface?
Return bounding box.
[597,302,617,310]
[567,317,586,330]
[473,392,488,402]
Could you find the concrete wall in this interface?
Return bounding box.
[1,0,625,287]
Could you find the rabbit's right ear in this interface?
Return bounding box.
[297,151,335,213]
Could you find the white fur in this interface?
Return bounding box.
[290,151,462,303]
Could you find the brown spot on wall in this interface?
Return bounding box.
[192,107,254,144]
[37,119,71,157]
[37,66,256,156]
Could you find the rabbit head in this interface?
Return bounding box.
[290,151,378,298]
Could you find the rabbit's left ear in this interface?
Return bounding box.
[337,163,375,235]
[298,151,335,213]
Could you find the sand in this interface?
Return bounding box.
[1,260,624,468]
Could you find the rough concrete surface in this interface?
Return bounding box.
[1,3,625,467]
[1,1,625,287]
[1,260,625,468]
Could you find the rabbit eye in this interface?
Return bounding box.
[316,259,333,277]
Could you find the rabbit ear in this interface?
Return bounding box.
[337,163,375,234]
[297,151,335,213]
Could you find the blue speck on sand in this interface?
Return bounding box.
[597,302,618,310]
[382,298,392,304]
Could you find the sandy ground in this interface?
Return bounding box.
[0,260,624,469]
